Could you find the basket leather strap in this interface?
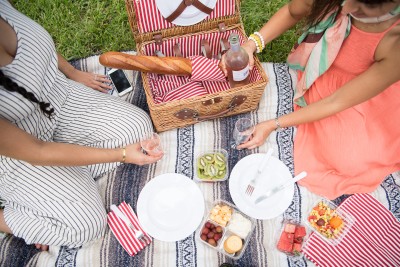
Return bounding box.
[201,39,212,59]
[173,43,183,57]
[174,95,247,121]
[166,0,214,23]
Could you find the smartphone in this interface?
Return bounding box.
[108,69,133,96]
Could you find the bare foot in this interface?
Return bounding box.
[0,209,12,234]
[35,243,49,251]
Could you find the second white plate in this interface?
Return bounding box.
[137,173,205,242]
[229,153,294,220]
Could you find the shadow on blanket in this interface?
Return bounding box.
[1,56,399,267]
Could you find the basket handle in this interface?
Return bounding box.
[174,95,247,121]
[166,0,214,23]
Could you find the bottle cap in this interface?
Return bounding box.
[228,33,239,44]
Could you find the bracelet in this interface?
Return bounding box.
[248,36,261,53]
[274,117,283,132]
[121,147,126,163]
[253,32,265,51]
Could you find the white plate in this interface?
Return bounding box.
[155,0,217,26]
[137,173,205,242]
[229,154,294,220]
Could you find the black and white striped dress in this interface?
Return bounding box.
[0,0,153,248]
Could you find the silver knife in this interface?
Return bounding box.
[254,171,307,204]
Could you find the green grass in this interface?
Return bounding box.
[13,0,298,62]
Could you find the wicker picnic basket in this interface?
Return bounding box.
[124,0,268,132]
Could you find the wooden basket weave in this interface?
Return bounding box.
[124,0,268,132]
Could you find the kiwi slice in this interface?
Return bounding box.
[215,169,226,179]
[197,157,207,170]
[214,153,226,164]
[205,164,217,177]
[203,154,214,163]
[216,162,226,170]
[197,168,209,179]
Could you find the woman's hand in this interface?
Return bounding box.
[124,143,163,165]
[241,40,257,70]
[69,69,112,93]
[237,120,276,150]
[57,53,112,93]
[218,39,257,77]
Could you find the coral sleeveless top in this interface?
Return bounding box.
[295,19,400,199]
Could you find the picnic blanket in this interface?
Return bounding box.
[0,52,399,267]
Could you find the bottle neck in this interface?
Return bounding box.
[230,41,240,52]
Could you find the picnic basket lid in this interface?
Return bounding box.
[125,0,241,44]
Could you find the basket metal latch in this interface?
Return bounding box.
[218,22,226,33]
[174,108,198,120]
[153,34,163,46]
[228,95,247,111]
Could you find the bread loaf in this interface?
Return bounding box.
[99,52,192,76]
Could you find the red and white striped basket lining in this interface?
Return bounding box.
[143,29,263,103]
[133,0,236,33]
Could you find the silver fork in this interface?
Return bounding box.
[110,204,151,245]
[245,148,273,196]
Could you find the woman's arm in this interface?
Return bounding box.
[239,34,400,149]
[57,53,112,93]
[0,118,162,166]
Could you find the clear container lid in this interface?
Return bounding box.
[275,220,308,258]
[194,149,229,182]
[304,198,355,246]
[196,199,256,259]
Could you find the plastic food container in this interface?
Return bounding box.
[305,199,354,245]
[194,149,229,182]
[197,199,255,259]
[276,221,308,257]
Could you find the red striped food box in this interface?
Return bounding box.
[303,194,400,266]
[107,202,152,256]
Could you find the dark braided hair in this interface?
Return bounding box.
[0,69,54,118]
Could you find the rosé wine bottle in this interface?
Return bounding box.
[225,33,250,88]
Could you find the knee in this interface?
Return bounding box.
[129,107,153,130]
[120,106,154,142]
[65,203,107,247]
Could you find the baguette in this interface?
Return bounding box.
[99,52,192,76]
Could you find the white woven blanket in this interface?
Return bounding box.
[1,53,399,267]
